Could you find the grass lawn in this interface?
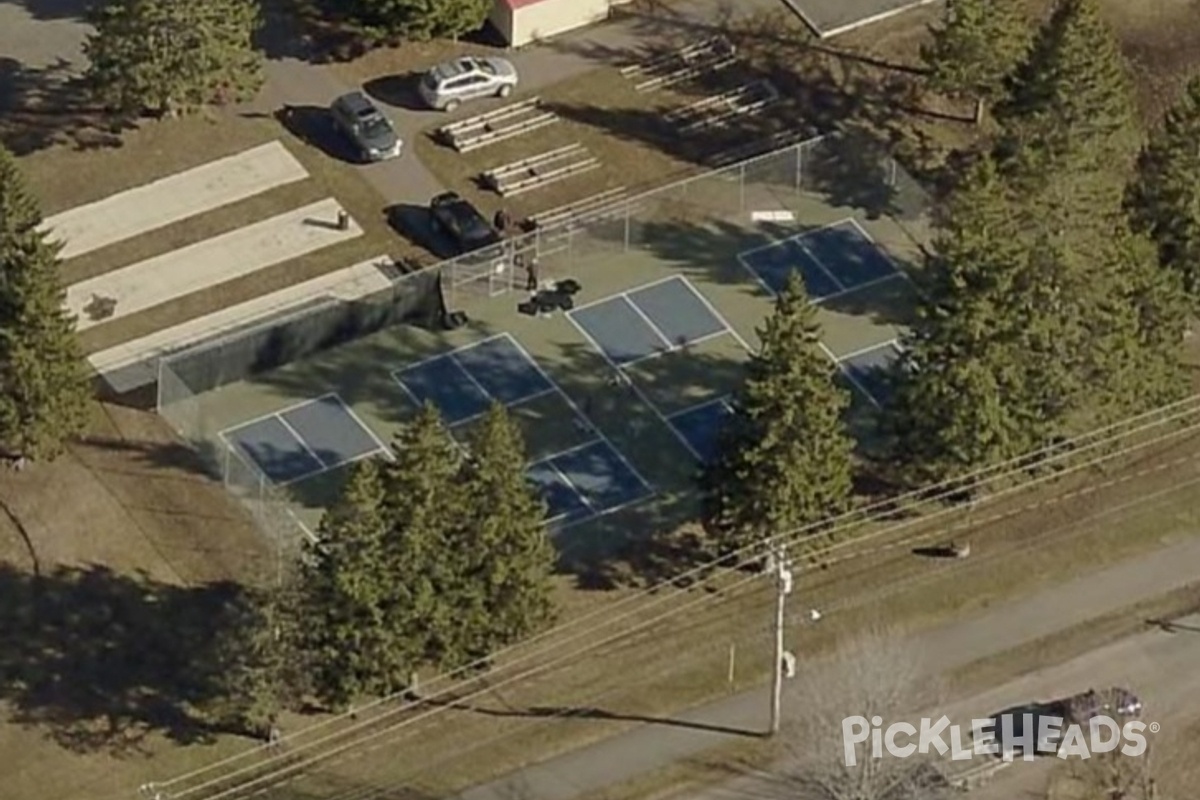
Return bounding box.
[17,111,419,356]
[4,2,1200,799]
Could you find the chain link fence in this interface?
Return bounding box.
[155,132,928,555]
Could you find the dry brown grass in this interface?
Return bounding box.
[4,3,1200,799]
[17,111,418,356]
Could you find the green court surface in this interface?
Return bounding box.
[450,390,593,463]
[173,155,931,552]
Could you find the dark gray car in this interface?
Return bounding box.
[330,91,401,162]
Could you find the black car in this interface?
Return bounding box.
[330,91,401,163]
[429,192,502,254]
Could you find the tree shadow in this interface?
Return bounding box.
[0,57,134,155]
[0,562,254,754]
[8,0,91,20]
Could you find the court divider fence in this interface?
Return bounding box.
[155,132,930,556]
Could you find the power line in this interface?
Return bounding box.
[290,460,1200,800]
[150,394,1200,799]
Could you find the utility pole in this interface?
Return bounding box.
[769,540,793,735]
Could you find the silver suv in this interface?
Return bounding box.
[418,57,519,112]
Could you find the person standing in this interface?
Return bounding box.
[493,208,512,235]
[525,254,540,291]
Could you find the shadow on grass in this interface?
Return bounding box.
[0,57,134,156]
[0,562,254,754]
[8,0,91,20]
[412,690,763,738]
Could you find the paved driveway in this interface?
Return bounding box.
[0,0,90,71]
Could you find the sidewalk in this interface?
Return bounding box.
[457,534,1200,800]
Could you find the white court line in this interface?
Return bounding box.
[794,238,848,294]
[218,390,342,439]
[735,250,785,300]
[672,275,754,352]
[621,279,704,349]
[567,312,705,463]
[318,392,395,462]
[505,333,655,496]
[550,492,655,536]
[545,460,597,512]
[274,415,326,474]
[287,508,319,545]
[504,334,652,526]
[820,341,881,410]
[835,337,901,365]
[667,394,734,421]
[738,235,794,260]
[622,328,731,370]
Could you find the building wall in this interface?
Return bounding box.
[503,0,631,48]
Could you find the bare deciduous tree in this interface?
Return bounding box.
[754,627,951,800]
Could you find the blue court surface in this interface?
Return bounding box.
[570,276,730,366]
[394,334,554,424]
[526,441,652,525]
[668,398,734,464]
[839,341,903,406]
[221,394,387,484]
[740,219,898,300]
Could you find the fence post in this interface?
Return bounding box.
[795,143,803,193]
[623,205,631,252]
[738,164,746,212]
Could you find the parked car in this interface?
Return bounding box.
[330,91,401,162]
[418,57,519,112]
[429,192,502,254]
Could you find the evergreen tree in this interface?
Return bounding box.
[345,0,490,42]
[1127,75,1200,302]
[921,0,1029,123]
[996,0,1138,183]
[701,273,854,556]
[889,158,1056,482]
[300,459,400,707]
[84,0,264,117]
[1083,224,1190,418]
[0,146,90,462]
[444,403,555,667]
[214,579,311,736]
[377,402,466,671]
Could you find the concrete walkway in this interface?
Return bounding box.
[458,534,1200,800]
[41,142,309,260]
[65,199,361,331]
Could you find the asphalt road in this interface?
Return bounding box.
[458,535,1200,800]
[705,612,1200,800]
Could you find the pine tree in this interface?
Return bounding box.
[345,0,490,42]
[378,403,466,672]
[921,0,1029,123]
[300,459,401,707]
[889,158,1054,482]
[444,403,555,668]
[701,273,854,556]
[996,0,1138,184]
[0,146,90,462]
[1127,75,1200,302]
[1083,224,1190,419]
[214,579,311,736]
[84,0,264,117]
